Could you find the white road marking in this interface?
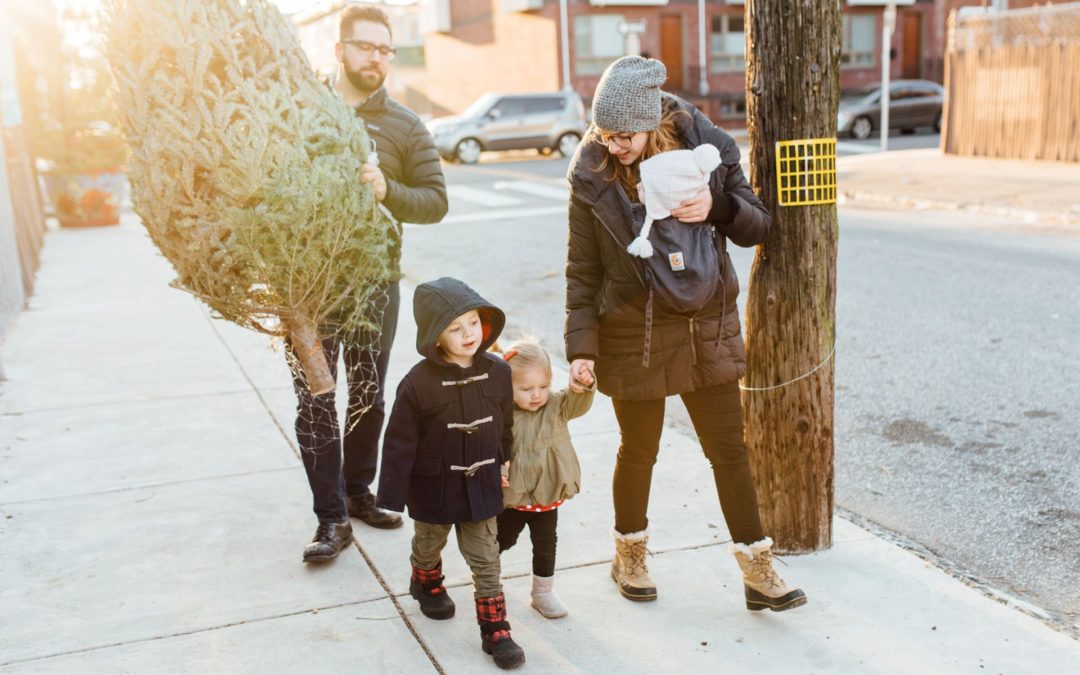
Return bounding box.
[493,181,569,201]
[405,205,567,227]
[447,185,523,208]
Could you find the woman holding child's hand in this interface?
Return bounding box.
[563,56,806,613]
[568,359,595,393]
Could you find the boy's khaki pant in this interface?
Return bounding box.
[411,518,502,598]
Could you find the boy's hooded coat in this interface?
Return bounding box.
[377,278,512,524]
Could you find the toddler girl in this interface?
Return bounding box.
[498,338,595,618]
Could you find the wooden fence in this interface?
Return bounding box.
[3,127,46,298]
[943,4,1080,162]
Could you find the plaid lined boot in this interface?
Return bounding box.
[731,538,808,612]
[409,561,455,620]
[611,528,657,601]
[475,593,525,669]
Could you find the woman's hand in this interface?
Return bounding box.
[569,359,595,393]
[671,188,713,223]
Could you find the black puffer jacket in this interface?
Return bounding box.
[377,278,513,524]
[354,87,448,228]
[564,95,772,401]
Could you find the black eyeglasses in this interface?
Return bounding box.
[341,39,397,61]
[597,130,635,149]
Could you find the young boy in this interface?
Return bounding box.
[376,277,524,670]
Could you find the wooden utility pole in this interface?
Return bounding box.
[742,0,842,552]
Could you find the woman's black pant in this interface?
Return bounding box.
[497,508,558,577]
[611,380,764,545]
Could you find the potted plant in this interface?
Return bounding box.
[38,128,128,228]
[12,1,129,227]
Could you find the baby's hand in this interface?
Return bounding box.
[574,366,595,388]
[569,359,595,392]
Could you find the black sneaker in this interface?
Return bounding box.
[347,493,403,529]
[302,520,353,563]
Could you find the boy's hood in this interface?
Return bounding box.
[413,277,505,365]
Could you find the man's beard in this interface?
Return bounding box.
[343,62,386,94]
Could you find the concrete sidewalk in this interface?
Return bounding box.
[2,216,1079,673]
[837,149,1080,228]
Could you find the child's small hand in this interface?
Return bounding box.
[501,461,510,488]
[569,359,595,393]
[571,365,595,390]
[575,367,595,388]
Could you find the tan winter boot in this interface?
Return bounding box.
[611,528,657,601]
[731,537,808,612]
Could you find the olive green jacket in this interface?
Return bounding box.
[502,386,595,508]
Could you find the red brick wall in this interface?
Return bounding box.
[424,1,1012,125]
[424,0,560,116]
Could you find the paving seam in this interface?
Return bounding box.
[0,465,301,507]
[202,301,444,671]
[0,387,287,417]
[348,537,445,674]
[0,596,392,668]
[201,307,300,461]
[420,540,736,597]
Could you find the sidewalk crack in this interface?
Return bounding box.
[0,597,391,668]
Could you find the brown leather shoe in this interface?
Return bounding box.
[302,520,353,563]
[347,493,403,529]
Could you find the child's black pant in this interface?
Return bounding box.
[496,508,558,577]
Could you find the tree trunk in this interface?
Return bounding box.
[743,0,841,553]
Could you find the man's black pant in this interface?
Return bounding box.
[288,283,399,524]
[496,508,558,577]
[611,380,764,545]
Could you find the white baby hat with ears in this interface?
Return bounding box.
[627,143,723,258]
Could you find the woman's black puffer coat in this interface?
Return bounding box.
[564,94,772,401]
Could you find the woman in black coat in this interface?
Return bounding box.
[564,56,806,612]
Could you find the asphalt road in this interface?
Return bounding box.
[400,153,1080,635]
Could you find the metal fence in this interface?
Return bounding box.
[943,2,1080,162]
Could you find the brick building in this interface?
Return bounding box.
[285,1,1051,125]
[416,0,1050,126]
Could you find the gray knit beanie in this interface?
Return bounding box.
[591,56,667,133]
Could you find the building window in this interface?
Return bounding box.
[719,97,746,119]
[575,14,626,77]
[842,14,876,68]
[393,45,425,67]
[710,14,745,74]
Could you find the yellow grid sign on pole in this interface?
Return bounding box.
[775,138,837,206]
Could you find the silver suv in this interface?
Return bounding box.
[428,92,587,164]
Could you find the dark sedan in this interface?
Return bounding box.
[837,80,944,140]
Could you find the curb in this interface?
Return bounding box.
[837,507,1078,641]
[838,190,1080,230]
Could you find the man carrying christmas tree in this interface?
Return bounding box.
[295,3,448,563]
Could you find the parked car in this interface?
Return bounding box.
[428,91,587,164]
[837,79,944,140]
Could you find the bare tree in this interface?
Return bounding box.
[742,0,842,552]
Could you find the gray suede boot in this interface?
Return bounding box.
[530,574,568,618]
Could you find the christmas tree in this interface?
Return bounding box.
[103,0,397,395]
